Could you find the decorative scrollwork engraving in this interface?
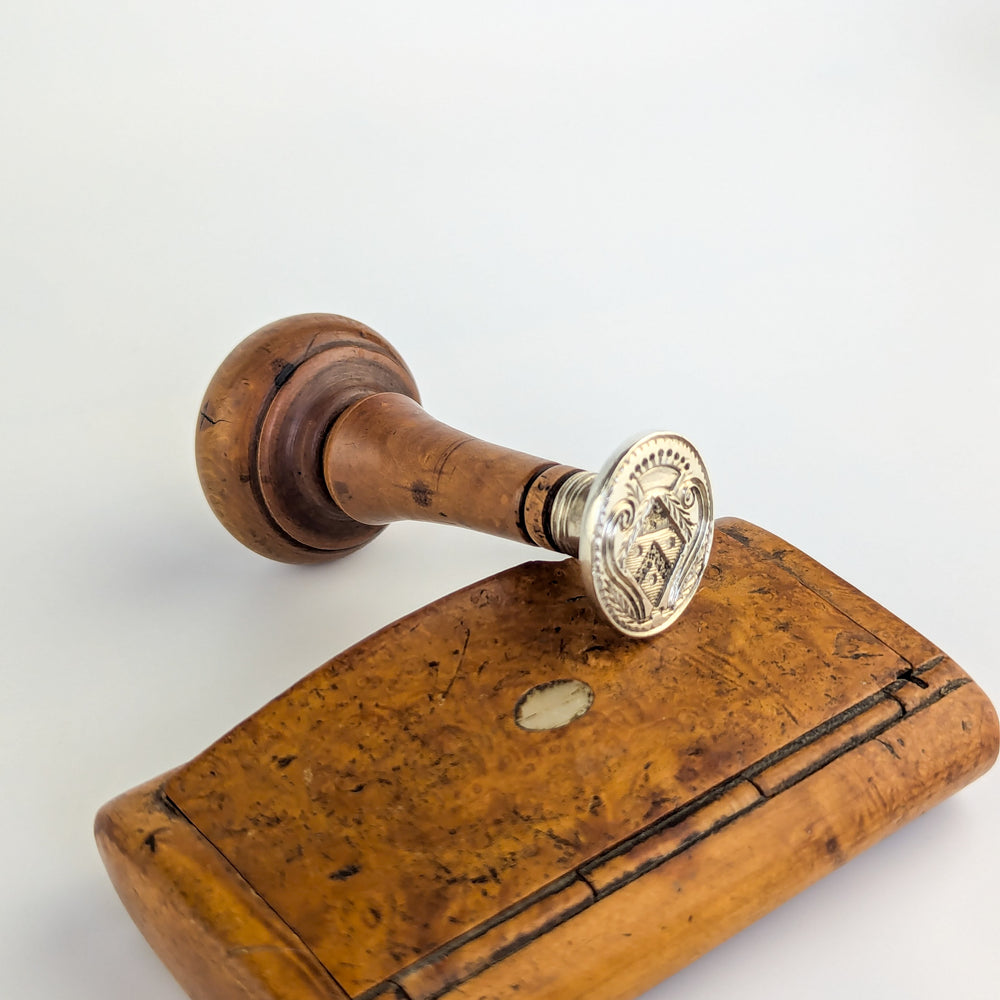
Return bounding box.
[581,434,713,637]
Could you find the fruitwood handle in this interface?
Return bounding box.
[324,393,582,550]
[197,313,713,636]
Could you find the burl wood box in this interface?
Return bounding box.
[96,519,998,1000]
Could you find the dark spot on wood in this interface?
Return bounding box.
[410,481,433,507]
[824,836,846,864]
[542,828,577,850]
[273,361,296,387]
[723,526,751,546]
[252,813,283,828]
[675,763,698,784]
[274,755,297,769]
[350,783,366,793]
[329,864,361,881]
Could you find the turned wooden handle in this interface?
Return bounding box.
[197,313,713,636]
[324,392,580,548]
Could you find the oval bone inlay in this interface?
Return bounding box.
[515,679,595,731]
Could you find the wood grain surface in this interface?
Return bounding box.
[196,314,584,564]
[323,391,580,546]
[196,314,421,564]
[96,518,998,1000]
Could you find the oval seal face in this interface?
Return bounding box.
[580,433,713,638]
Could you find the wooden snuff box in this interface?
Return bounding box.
[96,315,998,1000]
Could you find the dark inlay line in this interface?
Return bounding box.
[156,789,351,1000]
[352,873,589,1000]
[515,462,559,545]
[357,671,969,998]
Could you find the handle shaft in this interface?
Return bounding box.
[323,393,583,551]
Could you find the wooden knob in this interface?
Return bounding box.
[197,314,714,636]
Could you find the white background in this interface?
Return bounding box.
[1,2,998,997]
